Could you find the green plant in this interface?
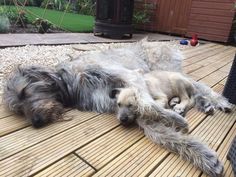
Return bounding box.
[133,11,149,24]
[0,6,18,24]
[33,17,52,33]
[0,0,14,5]
[133,9,150,24]
[17,9,29,27]
[41,0,66,10]
[33,0,44,7]
[0,7,28,27]
[78,0,95,16]
[2,6,94,32]
[0,15,10,32]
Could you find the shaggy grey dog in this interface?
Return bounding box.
[3,41,231,176]
[4,66,125,127]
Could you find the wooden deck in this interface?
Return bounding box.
[0,43,236,177]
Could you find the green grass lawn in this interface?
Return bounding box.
[1,6,94,32]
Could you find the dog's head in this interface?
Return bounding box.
[110,87,139,126]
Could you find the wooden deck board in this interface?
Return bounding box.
[0,43,235,177]
[0,115,29,137]
[77,126,144,170]
[0,105,13,119]
[92,138,169,177]
[182,45,228,66]
[182,43,218,58]
[0,110,98,160]
[34,154,95,177]
[182,43,216,53]
[0,114,119,176]
[200,70,228,87]
[183,47,236,74]
[149,108,236,177]
[189,51,235,80]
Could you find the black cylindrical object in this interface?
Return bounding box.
[223,53,236,104]
[94,0,134,39]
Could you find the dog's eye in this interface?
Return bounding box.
[117,103,121,107]
[128,104,132,108]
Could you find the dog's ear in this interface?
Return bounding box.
[109,88,121,99]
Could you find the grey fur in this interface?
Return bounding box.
[57,65,126,112]
[3,40,230,176]
[137,118,223,177]
[112,87,189,132]
[3,65,126,127]
[193,80,232,114]
[3,66,68,127]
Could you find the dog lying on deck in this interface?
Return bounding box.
[110,70,229,177]
[110,69,222,128]
[3,40,232,177]
[110,70,197,127]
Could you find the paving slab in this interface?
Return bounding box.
[0,32,184,47]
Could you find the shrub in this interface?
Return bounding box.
[33,18,52,33]
[0,7,29,27]
[133,10,149,24]
[33,0,44,7]
[133,5,150,25]
[0,0,14,5]
[0,7,18,23]
[17,9,29,27]
[0,15,10,33]
[78,0,95,16]
[41,0,66,11]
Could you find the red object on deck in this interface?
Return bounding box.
[190,34,198,46]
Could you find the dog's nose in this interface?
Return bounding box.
[31,113,47,128]
[120,116,128,123]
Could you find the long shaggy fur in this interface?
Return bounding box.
[57,65,126,112]
[4,65,126,126]
[192,80,232,113]
[3,40,230,176]
[3,66,67,127]
[137,118,223,177]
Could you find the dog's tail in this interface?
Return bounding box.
[137,118,223,177]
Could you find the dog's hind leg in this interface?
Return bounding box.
[173,98,194,117]
[137,118,224,177]
[172,81,195,116]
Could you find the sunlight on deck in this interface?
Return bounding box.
[0,43,235,177]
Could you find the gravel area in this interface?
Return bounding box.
[0,40,191,96]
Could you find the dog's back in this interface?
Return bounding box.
[144,71,193,99]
